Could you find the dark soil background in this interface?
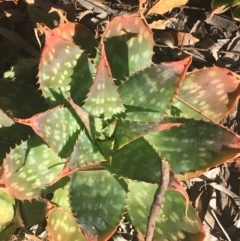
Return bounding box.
[1,0,240,240]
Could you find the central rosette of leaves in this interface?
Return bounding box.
[3,14,240,241]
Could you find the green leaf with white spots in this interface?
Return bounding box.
[51,182,71,214]
[3,136,64,200]
[103,15,154,83]
[69,98,102,141]
[103,137,161,183]
[171,66,240,123]
[0,223,18,241]
[67,130,105,171]
[127,181,205,241]
[52,22,98,57]
[47,208,86,241]
[144,120,240,179]
[38,34,95,107]
[118,58,191,122]
[0,196,14,226]
[83,46,125,120]
[41,176,69,196]
[96,139,114,161]
[99,120,116,139]
[47,181,87,240]
[15,107,81,158]
[113,119,181,151]
[18,198,47,227]
[69,170,126,241]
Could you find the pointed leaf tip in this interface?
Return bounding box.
[2,136,63,200]
[103,14,154,81]
[67,130,105,171]
[145,120,240,179]
[68,98,102,140]
[38,33,95,106]
[14,108,80,157]
[118,57,191,122]
[83,45,125,120]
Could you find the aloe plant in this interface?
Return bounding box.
[1,14,240,241]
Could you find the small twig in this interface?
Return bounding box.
[145,160,170,241]
[210,209,231,241]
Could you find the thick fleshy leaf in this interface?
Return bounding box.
[41,176,69,196]
[52,22,98,57]
[172,67,240,122]
[46,181,85,241]
[144,120,240,179]
[113,119,181,151]
[14,107,81,158]
[67,130,105,171]
[18,198,47,226]
[47,208,86,241]
[103,15,154,82]
[69,170,126,241]
[38,34,95,106]
[101,121,116,138]
[0,189,15,205]
[0,223,18,241]
[118,57,191,122]
[2,136,64,200]
[50,181,71,214]
[0,191,14,226]
[127,181,205,241]
[104,137,161,183]
[83,45,125,120]
[96,139,114,161]
[69,98,102,140]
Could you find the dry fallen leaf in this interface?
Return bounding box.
[148,17,177,30]
[147,0,189,15]
[155,30,199,47]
